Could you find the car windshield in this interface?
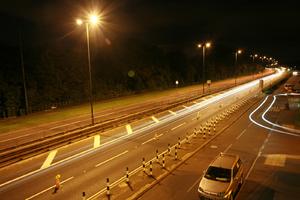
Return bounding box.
[205,166,231,182]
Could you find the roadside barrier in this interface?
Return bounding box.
[162,153,165,168]
[82,192,86,200]
[167,143,171,155]
[178,137,181,148]
[156,150,159,163]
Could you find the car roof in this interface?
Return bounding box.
[210,153,239,169]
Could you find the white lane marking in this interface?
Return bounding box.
[249,95,300,137]
[193,101,198,104]
[171,122,186,131]
[187,176,202,193]
[95,150,129,167]
[94,135,100,148]
[246,133,270,180]
[236,129,246,140]
[151,116,160,123]
[25,176,74,200]
[264,154,286,167]
[168,110,176,115]
[224,144,232,153]
[142,133,163,145]
[41,150,57,169]
[182,105,189,109]
[248,123,252,128]
[126,124,132,135]
[262,94,300,133]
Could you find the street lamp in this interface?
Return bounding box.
[234,49,242,86]
[197,42,211,94]
[76,13,101,125]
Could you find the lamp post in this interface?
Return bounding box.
[250,54,258,80]
[234,49,242,86]
[76,14,100,125]
[197,42,211,94]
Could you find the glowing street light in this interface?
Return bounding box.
[197,42,212,94]
[76,12,101,125]
[234,49,243,86]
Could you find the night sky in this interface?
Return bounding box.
[1,0,300,67]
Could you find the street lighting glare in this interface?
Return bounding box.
[197,44,202,48]
[237,50,242,54]
[254,54,258,57]
[76,18,83,25]
[206,42,211,48]
[89,14,100,25]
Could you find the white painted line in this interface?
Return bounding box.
[93,135,100,148]
[236,129,246,140]
[25,176,74,200]
[142,133,163,145]
[171,122,186,131]
[264,154,286,167]
[193,101,198,104]
[182,105,189,109]
[142,138,155,145]
[95,150,129,167]
[246,133,271,180]
[41,150,57,169]
[246,151,261,180]
[168,110,176,115]
[151,116,160,123]
[126,124,132,135]
[224,144,232,153]
[187,176,202,193]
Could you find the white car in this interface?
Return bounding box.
[198,153,244,200]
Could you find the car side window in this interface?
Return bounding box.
[233,161,240,178]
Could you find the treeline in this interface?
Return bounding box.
[0,37,264,118]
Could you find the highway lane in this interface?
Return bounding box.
[0,71,274,151]
[0,71,286,199]
[137,77,300,200]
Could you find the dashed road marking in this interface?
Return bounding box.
[126,124,132,135]
[168,110,176,115]
[224,144,232,153]
[151,116,159,123]
[95,150,129,167]
[41,150,57,169]
[25,176,74,200]
[171,122,186,131]
[236,129,246,140]
[187,176,202,193]
[264,154,286,167]
[94,135,100,148]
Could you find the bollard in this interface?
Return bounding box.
[82,192,86,200]
[203,130,206,139]
[142,157,146,173]
[178,137,181,148]
[186,133,190,144]
[149,161,153,176]
[213,123,216,133]
[175,146,178,160]
[125,167,130,183]
[208,127,211,135]
[168,143,171,155]
[156,149,159,163]
[53,174,61,193]
[193,128,197,137]
[106,178,110,196]
[162,153,165,168]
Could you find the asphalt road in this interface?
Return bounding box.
[0,71,288,200]
[0,71,273,151]
[138,76,300,200]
